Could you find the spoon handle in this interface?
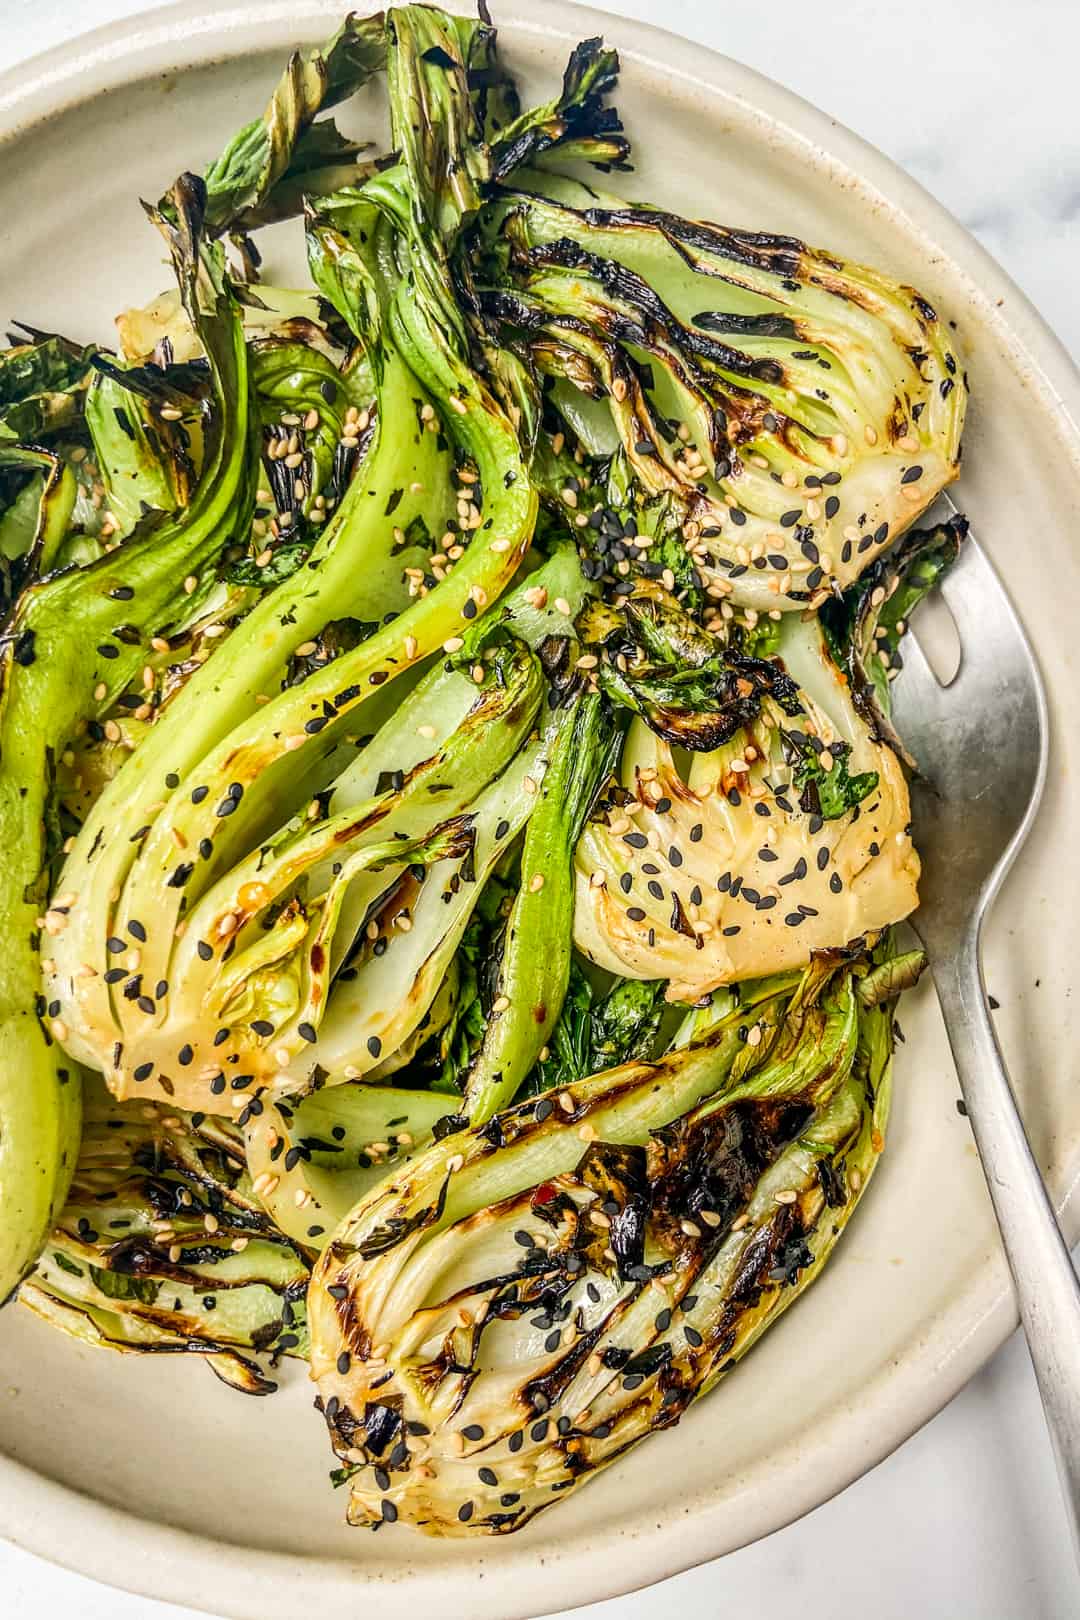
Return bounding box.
[934,925,1080,1554]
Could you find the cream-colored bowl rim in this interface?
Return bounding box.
[1,4,1079,1617]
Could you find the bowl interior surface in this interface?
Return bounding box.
[2,5,1080,1617]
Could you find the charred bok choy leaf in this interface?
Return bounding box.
[46,6,559,1109]
[21,1077,310,1393]
[478,177,965,610]
[308,943,912,1533]
[0,174,255,1302]
[573,600,918,1000]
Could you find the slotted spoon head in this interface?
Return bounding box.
[889,508,1049,955]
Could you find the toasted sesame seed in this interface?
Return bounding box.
[774,1189,798,1205]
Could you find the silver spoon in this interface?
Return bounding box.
[890,498,1080,1548]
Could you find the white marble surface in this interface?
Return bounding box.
[3,0,1079,1616]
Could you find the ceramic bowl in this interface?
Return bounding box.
[2,5,1080,1616]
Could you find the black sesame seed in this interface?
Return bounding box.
[381,1499,397,1522]
[298,1021,317,1043]
[337,1351,351,1374]
[816,846,830,870]
[508,1429,524,1453]
[684,1326,703,1347]
[197,940,213,961]
[457,1502,474,1523]
[784,912,805,927]
[191,785,208,804]
[830,872,843,893]
[478,1467,498,1486]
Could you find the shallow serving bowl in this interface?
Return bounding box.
[2,2,1080,1616]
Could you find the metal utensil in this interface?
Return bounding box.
[890,497,1080,1547]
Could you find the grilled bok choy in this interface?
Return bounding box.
[20,1077,310,1394]
[3,2,965,1542]
[308,944,914,1534]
